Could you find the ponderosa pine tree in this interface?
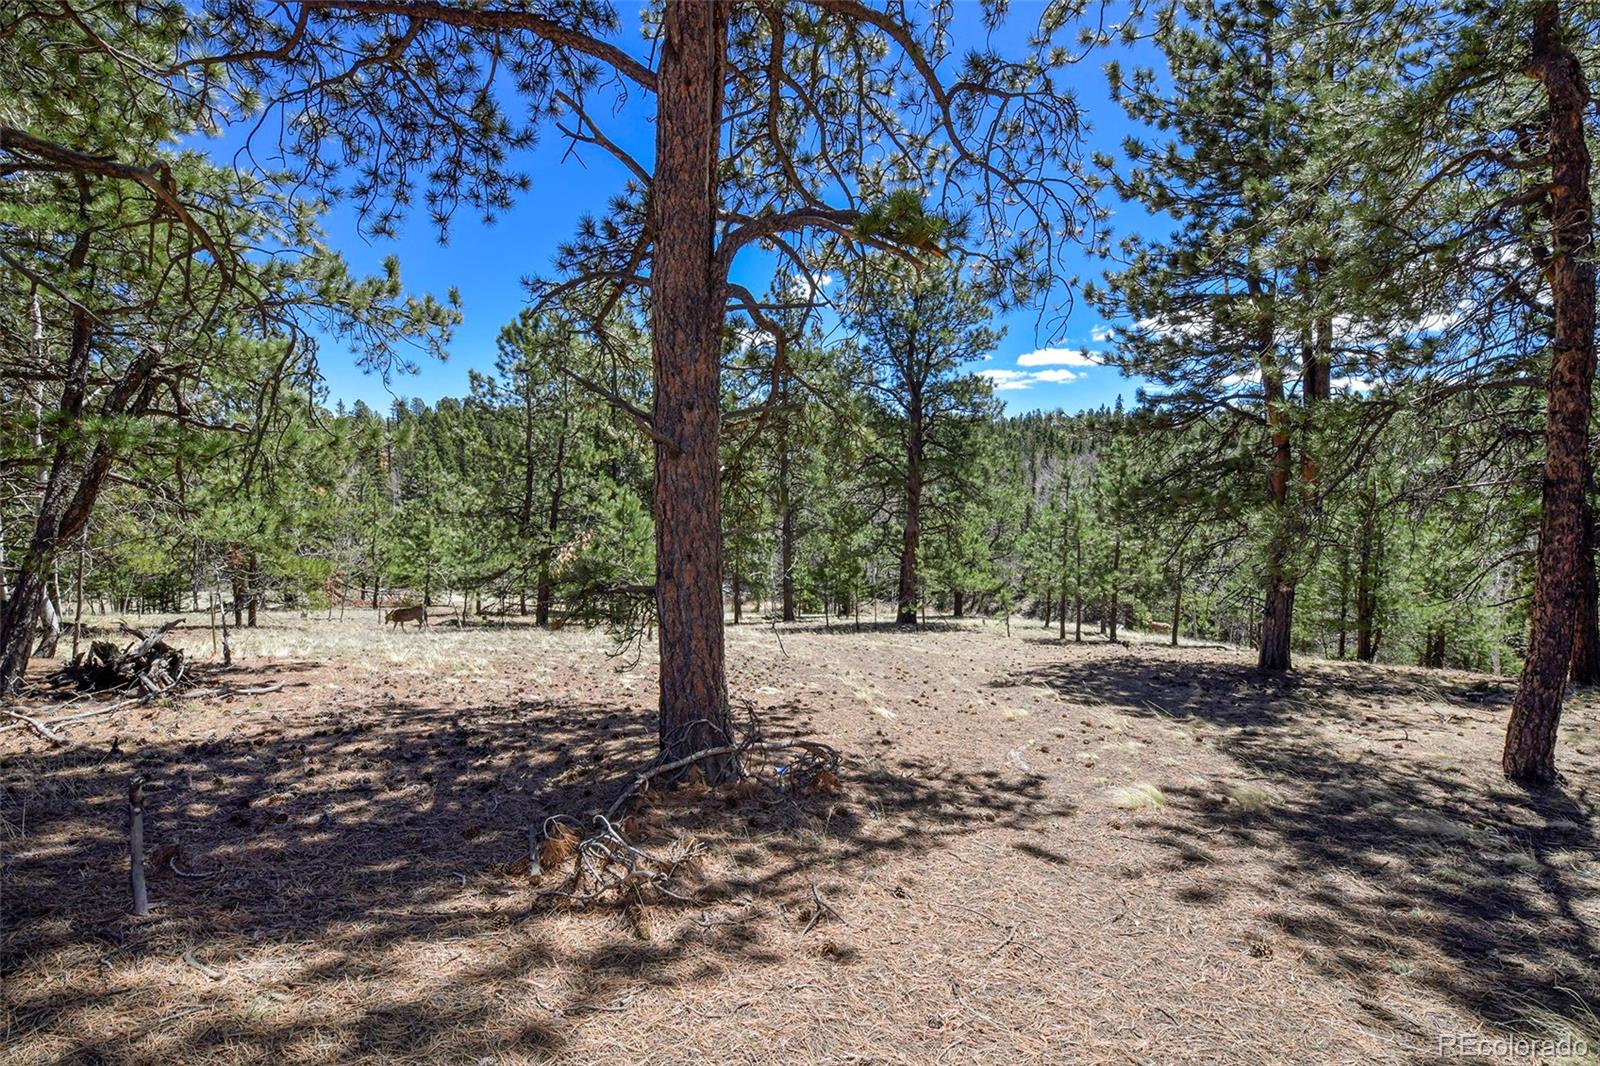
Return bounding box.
[1091,0,1361,671]
[843,261,1002,625]
[106,0,1103,771]
[0,0,459,690]
[1499,3,1595,783]
[1335,0,1596,781]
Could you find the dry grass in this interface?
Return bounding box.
[4,611,1600,1063]
[1107,781,1167,809]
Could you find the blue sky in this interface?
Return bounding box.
[303,2,1160,418]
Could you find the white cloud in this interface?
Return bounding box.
[979,367,1082,391]
[1090,324,1115,342]
[1016,347,1101,367]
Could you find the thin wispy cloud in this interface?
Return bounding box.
[979,367,1083,391]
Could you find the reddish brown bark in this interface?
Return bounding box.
[650,0,735,776]
[1504,1,1596,784]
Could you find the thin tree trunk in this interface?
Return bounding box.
[1259,354,1294,672]
[1505,1,1596,784]
[0,499,8,606]
[217,585,232,666]
[1108,536,1122,642]
[651,0,735,776]
[71,535,85,660]
[1356,497,1381,661]
[247,552,259,627]
[897,404,924,625]
[1074,526,1083,642]
[779,388,797,623]
[0,205,95,693]
[230,545,246,628]
[1057,579,1067,641]
[1336,550,1350,659]
[1170,567,1182,648]
[536,413,568,628]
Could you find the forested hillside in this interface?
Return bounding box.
[39,374,1535,683]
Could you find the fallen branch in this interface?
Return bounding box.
[535,719,842,924]
[3,710,65,745]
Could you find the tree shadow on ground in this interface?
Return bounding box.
[2,683,1067,1063]
[999,652,1600,1045]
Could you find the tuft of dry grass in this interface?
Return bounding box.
[1107,781,1167,810]
[1224,782,1278,812]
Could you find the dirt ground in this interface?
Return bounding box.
[4,611,1600,1064]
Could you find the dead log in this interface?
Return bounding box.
[53,619,187,694]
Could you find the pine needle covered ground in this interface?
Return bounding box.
[5,613,1600,1064]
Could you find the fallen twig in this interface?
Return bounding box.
[3,710,65,745]
[801,884,846,937]
[181,947,224,981]
[604,737,841,821]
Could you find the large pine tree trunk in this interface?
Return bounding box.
[1259,576,1294,670]
[651,0,735,776]
[1505,1,1596,784]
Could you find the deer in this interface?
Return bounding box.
[386,605,428,631]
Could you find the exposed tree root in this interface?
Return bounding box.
[530,711,841,928]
